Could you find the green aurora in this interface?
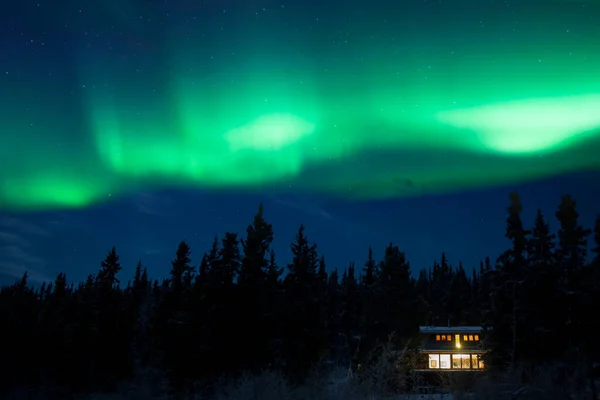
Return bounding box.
[2,1,600,211]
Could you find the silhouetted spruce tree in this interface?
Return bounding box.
[360,248,380,358]
[555,195,589,280]
[363,247,377,288]
[554,196,597,398]
[237,203,275,372]
[170,240,194,293]
[96,246,122,291]
[39,273,72,384]
[207,232,241,378]
[282,225,326,380]
[592,214,600,265]
[164,241,196,390]
[477,257,492,323]
[2,193,600,396]
[588,215,600,368]
[127,260,152,367]
[265,249,284,366]
[427,253,453,325]
[95,247,130,390]
[521,209,557,362]
[415,268,432,324]
[317,255,331,354]
[266,249,282,286]
[447,261,471,325]
[340,263,362,366]
[0,272,39,391]
[372,244,419,344]
[325,268,345,363]
[486,192,530,368]
[184,253,211,383]
[554,196,591,361]
[468,267,480,325]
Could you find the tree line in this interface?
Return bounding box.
[1,194,599,396]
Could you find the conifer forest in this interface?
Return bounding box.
[1,192,600,399]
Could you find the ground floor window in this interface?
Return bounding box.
[426,353,483,369]
[428,354,438,368]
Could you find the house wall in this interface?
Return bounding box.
[416,328,486,371]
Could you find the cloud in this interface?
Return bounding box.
[0,231,30,247]
[0,215,51,236]
[133,192,172,215]
[271,196,338,222]
[0,215,52,283]
[269,195,374,242]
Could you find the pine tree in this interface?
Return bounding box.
[237,204,276,371]
[0,190,598,395]
[170,240,194,292]
[592,214,600,265]
[447,262,471,325]
[554,195,592,365]
[362,247,377,288]
[215,232,240,285]
[521,209,557,361]
[239,202,272,287]
[340,263,361,366]
[128,260,151,368]
[208,232,241,376]
[374,243,417,342]
[555,195,590,279]
[96,246,122,291]
[430,253,452,325]
[361,248,379,356]
[486,192,529,368]
[326,268,344,362]
[283,225,325,380]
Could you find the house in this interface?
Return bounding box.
[415,325,485,371]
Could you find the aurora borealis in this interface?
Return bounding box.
[2,0,600,211]
[1,0,600,285]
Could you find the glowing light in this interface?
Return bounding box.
[1,1,600,211]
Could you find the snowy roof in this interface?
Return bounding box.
[419,326,482,334]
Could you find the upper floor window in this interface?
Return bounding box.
[435,333,477,342]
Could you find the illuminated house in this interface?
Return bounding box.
[415,326,485,371]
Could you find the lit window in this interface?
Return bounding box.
[474,335,479,341]
[461,354,471,369]
[463,335,468,341]
[469,335,474,341]
[452,354,461,369]
[479,358,484,369]
[441,335,446,340]
[447,335,451,341]
[429,354,440,369]
[436,335,440,341]
[440,354,451,369]
[471,355,479,369]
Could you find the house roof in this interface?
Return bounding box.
[419,326,482,334]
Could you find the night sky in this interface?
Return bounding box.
[1,0,600,285]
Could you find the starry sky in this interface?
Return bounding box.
[1,0,600,285]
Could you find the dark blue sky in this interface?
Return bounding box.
[1,0,599,285]
[1,171,599,285]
